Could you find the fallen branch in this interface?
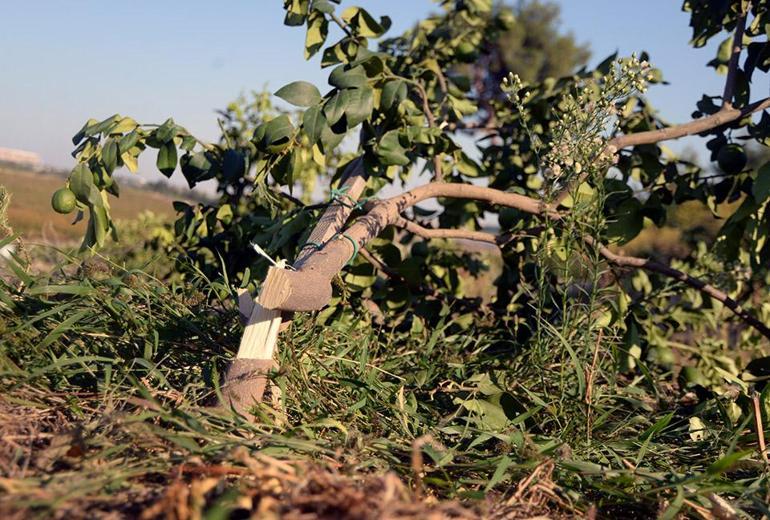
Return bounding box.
[258,176,770,341]
[258,182,555,311]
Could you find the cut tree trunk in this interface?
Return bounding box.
[220,159,367,414]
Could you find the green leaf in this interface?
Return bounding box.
[283,0,308,26]
[222,149,245,180]
[344,86,373,127]
[329,64,367,89]
[754,161,770,203]
[108,116,138,135]
[377,130,409,166]
[92,204,109,247]
[118,130,141,154]
[324,90,348,126]
[484,456,512,492]
[606,198,643,244]
[321,41,345,68]
[302,105,327,144]
[305,12,328,59]
[275,81,322,107]
[157,142,178,177]
[381,79,405,110]
[72,118,98,145]
[69,163,96,204]
[91,114,121,137]
[311,0,334,14]
[707,450,752,475]
[262,115,295,152]
[215,204,233,224]
[155,118,178,143]
[319,124,345,154]
[341,7,390,38]
[181,151,212,188]
[101,138,118,174]
[272,148,300,186]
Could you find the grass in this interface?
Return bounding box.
[0,167,177,241]
[1,242,769,519]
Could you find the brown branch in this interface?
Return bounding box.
[259,178,770,341]
[406,79,445,182]
[611,97,770,149]
[259,182,552,311]
[395,217,499,245]
[587,237,770,340]
[394,217,540,247]
[723,2,750,108]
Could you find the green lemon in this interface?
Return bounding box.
[717,143,747,175]
[51,188,77,214]
[455,42,478,63]
[497,10,516,30]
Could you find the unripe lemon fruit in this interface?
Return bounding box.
[456,42,478,63]
[51,188,77,214]
[717,143,747,175]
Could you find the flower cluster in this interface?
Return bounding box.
[502,55,654,194]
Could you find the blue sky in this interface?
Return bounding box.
[0,1,740,182]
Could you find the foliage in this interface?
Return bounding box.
[2,254,770,517]
[32,0,770,515]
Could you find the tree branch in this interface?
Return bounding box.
[403,78,445,181]
[293,157,367,267]
[395,217,499,245]
[587,237,770,340]
[549,8,756,207]
[258,177,770,340]
[394,217,540,247]
[722,2,750,108]
[552,96,770,206]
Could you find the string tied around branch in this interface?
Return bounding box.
[336,233,359,266]
[330,185,370,211]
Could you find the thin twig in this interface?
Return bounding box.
[752,391,769,464]
[329,12,352,37]
[722,2,750,108]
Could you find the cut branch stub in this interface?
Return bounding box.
[259,266,336,311]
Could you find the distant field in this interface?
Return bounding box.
[0,167,178,241]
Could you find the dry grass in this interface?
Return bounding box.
[0,391,571,520]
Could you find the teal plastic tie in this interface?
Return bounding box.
[329,185,355,208]
[339,233,359,265]
[300,241,323,251]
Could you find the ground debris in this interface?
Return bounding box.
[0,395,573,519]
